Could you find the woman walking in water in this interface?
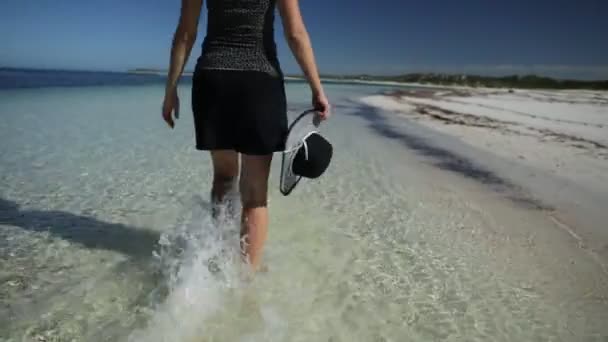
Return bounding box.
[161,0,330,272]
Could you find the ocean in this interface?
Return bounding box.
[0,69,601,341]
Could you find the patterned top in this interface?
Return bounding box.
[197,0,282,77]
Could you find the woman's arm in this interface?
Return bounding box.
[162,0,203,128]
[165,0,203,95]
[277,0,330,118]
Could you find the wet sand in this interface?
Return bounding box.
[361,88,608,266]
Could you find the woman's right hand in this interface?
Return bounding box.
[313,91,330,121]
[162,88,180,129]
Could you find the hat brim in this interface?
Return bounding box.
[280,109,321,196]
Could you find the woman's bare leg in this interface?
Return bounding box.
[239,154,273,271]
[210,150,239,219]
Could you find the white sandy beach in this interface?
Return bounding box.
[360,87,608,265]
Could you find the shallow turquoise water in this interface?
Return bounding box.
[1,82,607,341]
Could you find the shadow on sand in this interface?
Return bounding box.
[0,197,161,260]
[346,103,549,210]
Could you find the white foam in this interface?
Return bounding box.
[128,197,248,342]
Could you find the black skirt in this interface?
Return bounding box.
[191,69,288,155]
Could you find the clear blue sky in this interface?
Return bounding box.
[1,0,607,79]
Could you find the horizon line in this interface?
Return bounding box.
[2,66,608,82]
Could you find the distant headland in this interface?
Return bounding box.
[127,68,193,76]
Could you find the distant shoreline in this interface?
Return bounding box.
[2,67,606,90]
[308,74,608,91]
[125,69,608,90]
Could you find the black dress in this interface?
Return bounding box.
[191,0,288,155]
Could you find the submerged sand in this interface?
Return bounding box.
[1,83,607,341]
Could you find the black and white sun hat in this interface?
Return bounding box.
[280,109,333,196]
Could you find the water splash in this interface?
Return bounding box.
[128,194,248,342]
